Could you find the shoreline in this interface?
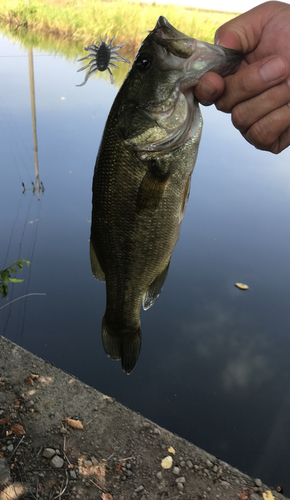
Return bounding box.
[0,334,288,500]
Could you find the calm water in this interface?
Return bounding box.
[1,32,290,493]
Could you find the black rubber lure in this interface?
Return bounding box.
[76,35,130,86]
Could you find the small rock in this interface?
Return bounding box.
[84,460,92,468]
[206,459,213,468]
[50,456,64,469]
[7,444,13,452]
[43,448,55,459]
[254,478,262,487]
[177,482,184,491]
[250,495,261,500]
[126,470,133,477]
[186,460,193,468]
[60,426,67,434]
[173,466,180,475]
[69,470,77,479]
[126,462,132,469]
[156,472,162,480]
[134,485,144,493]
[154,427,161,434]
[91,456,98,465]
[176,476,185,483]
[220,481,230,488]
[213,465,219,473]
[180,460,185,467]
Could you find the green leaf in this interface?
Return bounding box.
[9,266,16,274]
[1,283,8,298]
[0,270,10,283]
[9,279,24,283]
[15,261,23,272]
[20,259,30,266]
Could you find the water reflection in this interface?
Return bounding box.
[1,30,290,494]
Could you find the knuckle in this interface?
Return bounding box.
[215,98,229,113]
[247,121,275,150]
[231,104,249,131]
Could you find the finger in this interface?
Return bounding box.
[214,2,279,52]
[232,79,290,133]
[243,103,290,153]
[215,56,289,113]
[194,72,225,106]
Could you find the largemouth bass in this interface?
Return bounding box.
[90,17,242,373]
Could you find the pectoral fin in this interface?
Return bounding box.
[90,240,106,282]
[136,170,169,212]
[142,261,170,310]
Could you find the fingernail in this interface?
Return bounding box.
[259,57,286,82]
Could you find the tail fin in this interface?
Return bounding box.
[102,315,141,374]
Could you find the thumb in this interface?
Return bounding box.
[214,3,275,52]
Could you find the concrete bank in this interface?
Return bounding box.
[0,335,287,500]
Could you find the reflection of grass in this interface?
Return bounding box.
[0,0,237,86]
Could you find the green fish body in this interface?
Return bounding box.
[90,17,242,373]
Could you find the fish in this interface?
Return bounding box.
[90,17,242,374]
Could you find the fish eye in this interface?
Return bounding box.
[136,53,152,70]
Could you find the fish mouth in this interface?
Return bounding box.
[152,16,242,80]
[124,17,242,158]
[131,17,242,157]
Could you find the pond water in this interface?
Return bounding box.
[1,31,290,493]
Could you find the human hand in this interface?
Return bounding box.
[195,1,290,153]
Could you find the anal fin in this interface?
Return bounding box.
[142,261,170,310]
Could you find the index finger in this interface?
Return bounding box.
[215,55,289,113]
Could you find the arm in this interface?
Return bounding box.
[194,1,290,153]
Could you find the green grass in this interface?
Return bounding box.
[0,0,237,46]
[0,0,238,85]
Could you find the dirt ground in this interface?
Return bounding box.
[0,335,288,500]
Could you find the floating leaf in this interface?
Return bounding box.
[235,283,249,290]
[263,491,275,500]
[161,455,173,469]
[63,418,83,429]
[168,446,175,455]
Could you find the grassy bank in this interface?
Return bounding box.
[0,0,237,47]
